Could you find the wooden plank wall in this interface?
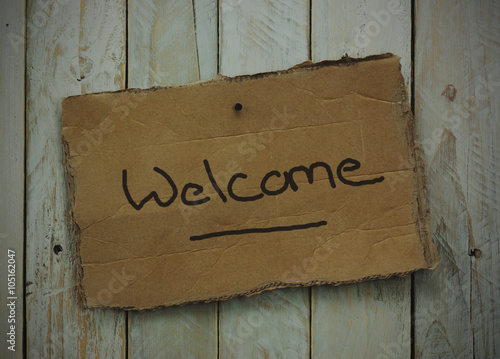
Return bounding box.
[218,2,311,358]
[311,1,412,357]
[414,1,499,358]
[0,0,496,357]
[127,1,218,357]
[25,0,127,357]
[0,1,25,358]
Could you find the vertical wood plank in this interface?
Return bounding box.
[218,1,310,357]
[470,0,500,349]
[312,0,411,87]
[193,0,218,81]
[25,0,126,357]
[415,0,499,357]
[311,1,412,358]
[219,288,310,358]
[219,0,309,77]
[127,0,218,357]
[0,1,25,357]
[414,130,473,358]
[129,0,198,87]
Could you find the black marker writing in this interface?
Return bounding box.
[122,167,177,210]
[181,183,210,206]
[203,159,227,202]
[228,173,265,202]
[284,162,336,191]
[190,220,328,241]
[122,158,384,210]
[337,158,385,186]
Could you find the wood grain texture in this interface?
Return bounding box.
[312,278,410,358]
[312,0,411,87]
[218,1,310,357]
[128,0,212,88]
[415,0,500,357]
[311,1,412,358]
[127,0,218,357]
[25,0,126,357]
[0,1,25,357]
[129,303,216,358]
[219,288,310,358]
[193,0,218,81]
[219,0,309,77]
[18,0,499,357]
[414,131,473,358]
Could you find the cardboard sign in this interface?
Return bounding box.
[62,54,438,309]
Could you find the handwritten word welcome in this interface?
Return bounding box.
[122,158,385,211]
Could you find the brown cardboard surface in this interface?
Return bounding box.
[62,54,439,310]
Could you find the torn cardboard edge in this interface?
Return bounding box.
[62,53,439,311]
[115,271,417,311]
[63,53,395,100]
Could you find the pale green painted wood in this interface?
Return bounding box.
[218,1,310,358]
[193,0,218,81]
[0,1,25,357]
[311,1,412,357]
[18,1,500,357]
[25,0,127,357]
[312,0,411,88]
[415,0,500,357]
[128,0,198,87]
[312,278,410,358]
[219,288,310,358]
[129,303,217,358]
[127,0,218,357]
[219,0,309,77]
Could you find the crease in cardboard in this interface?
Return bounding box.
[82,221,418,266]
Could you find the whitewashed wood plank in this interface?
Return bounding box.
[25,0,126,357]
[129,304,217,358]
[312,278,410,358]
[312,0,411,87]
[311,1,412,358]
[414,130,473,358]
[127,1,218,357]
[128,0,199,88]
[0,1,25,357]
[193,0,218,81]
[220,288,310,358]
[218,1,310,357]
[219,0,309,77]
[469,2,500,353]
[415,0,500,357]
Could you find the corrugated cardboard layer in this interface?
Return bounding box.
[62,54,439,310]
